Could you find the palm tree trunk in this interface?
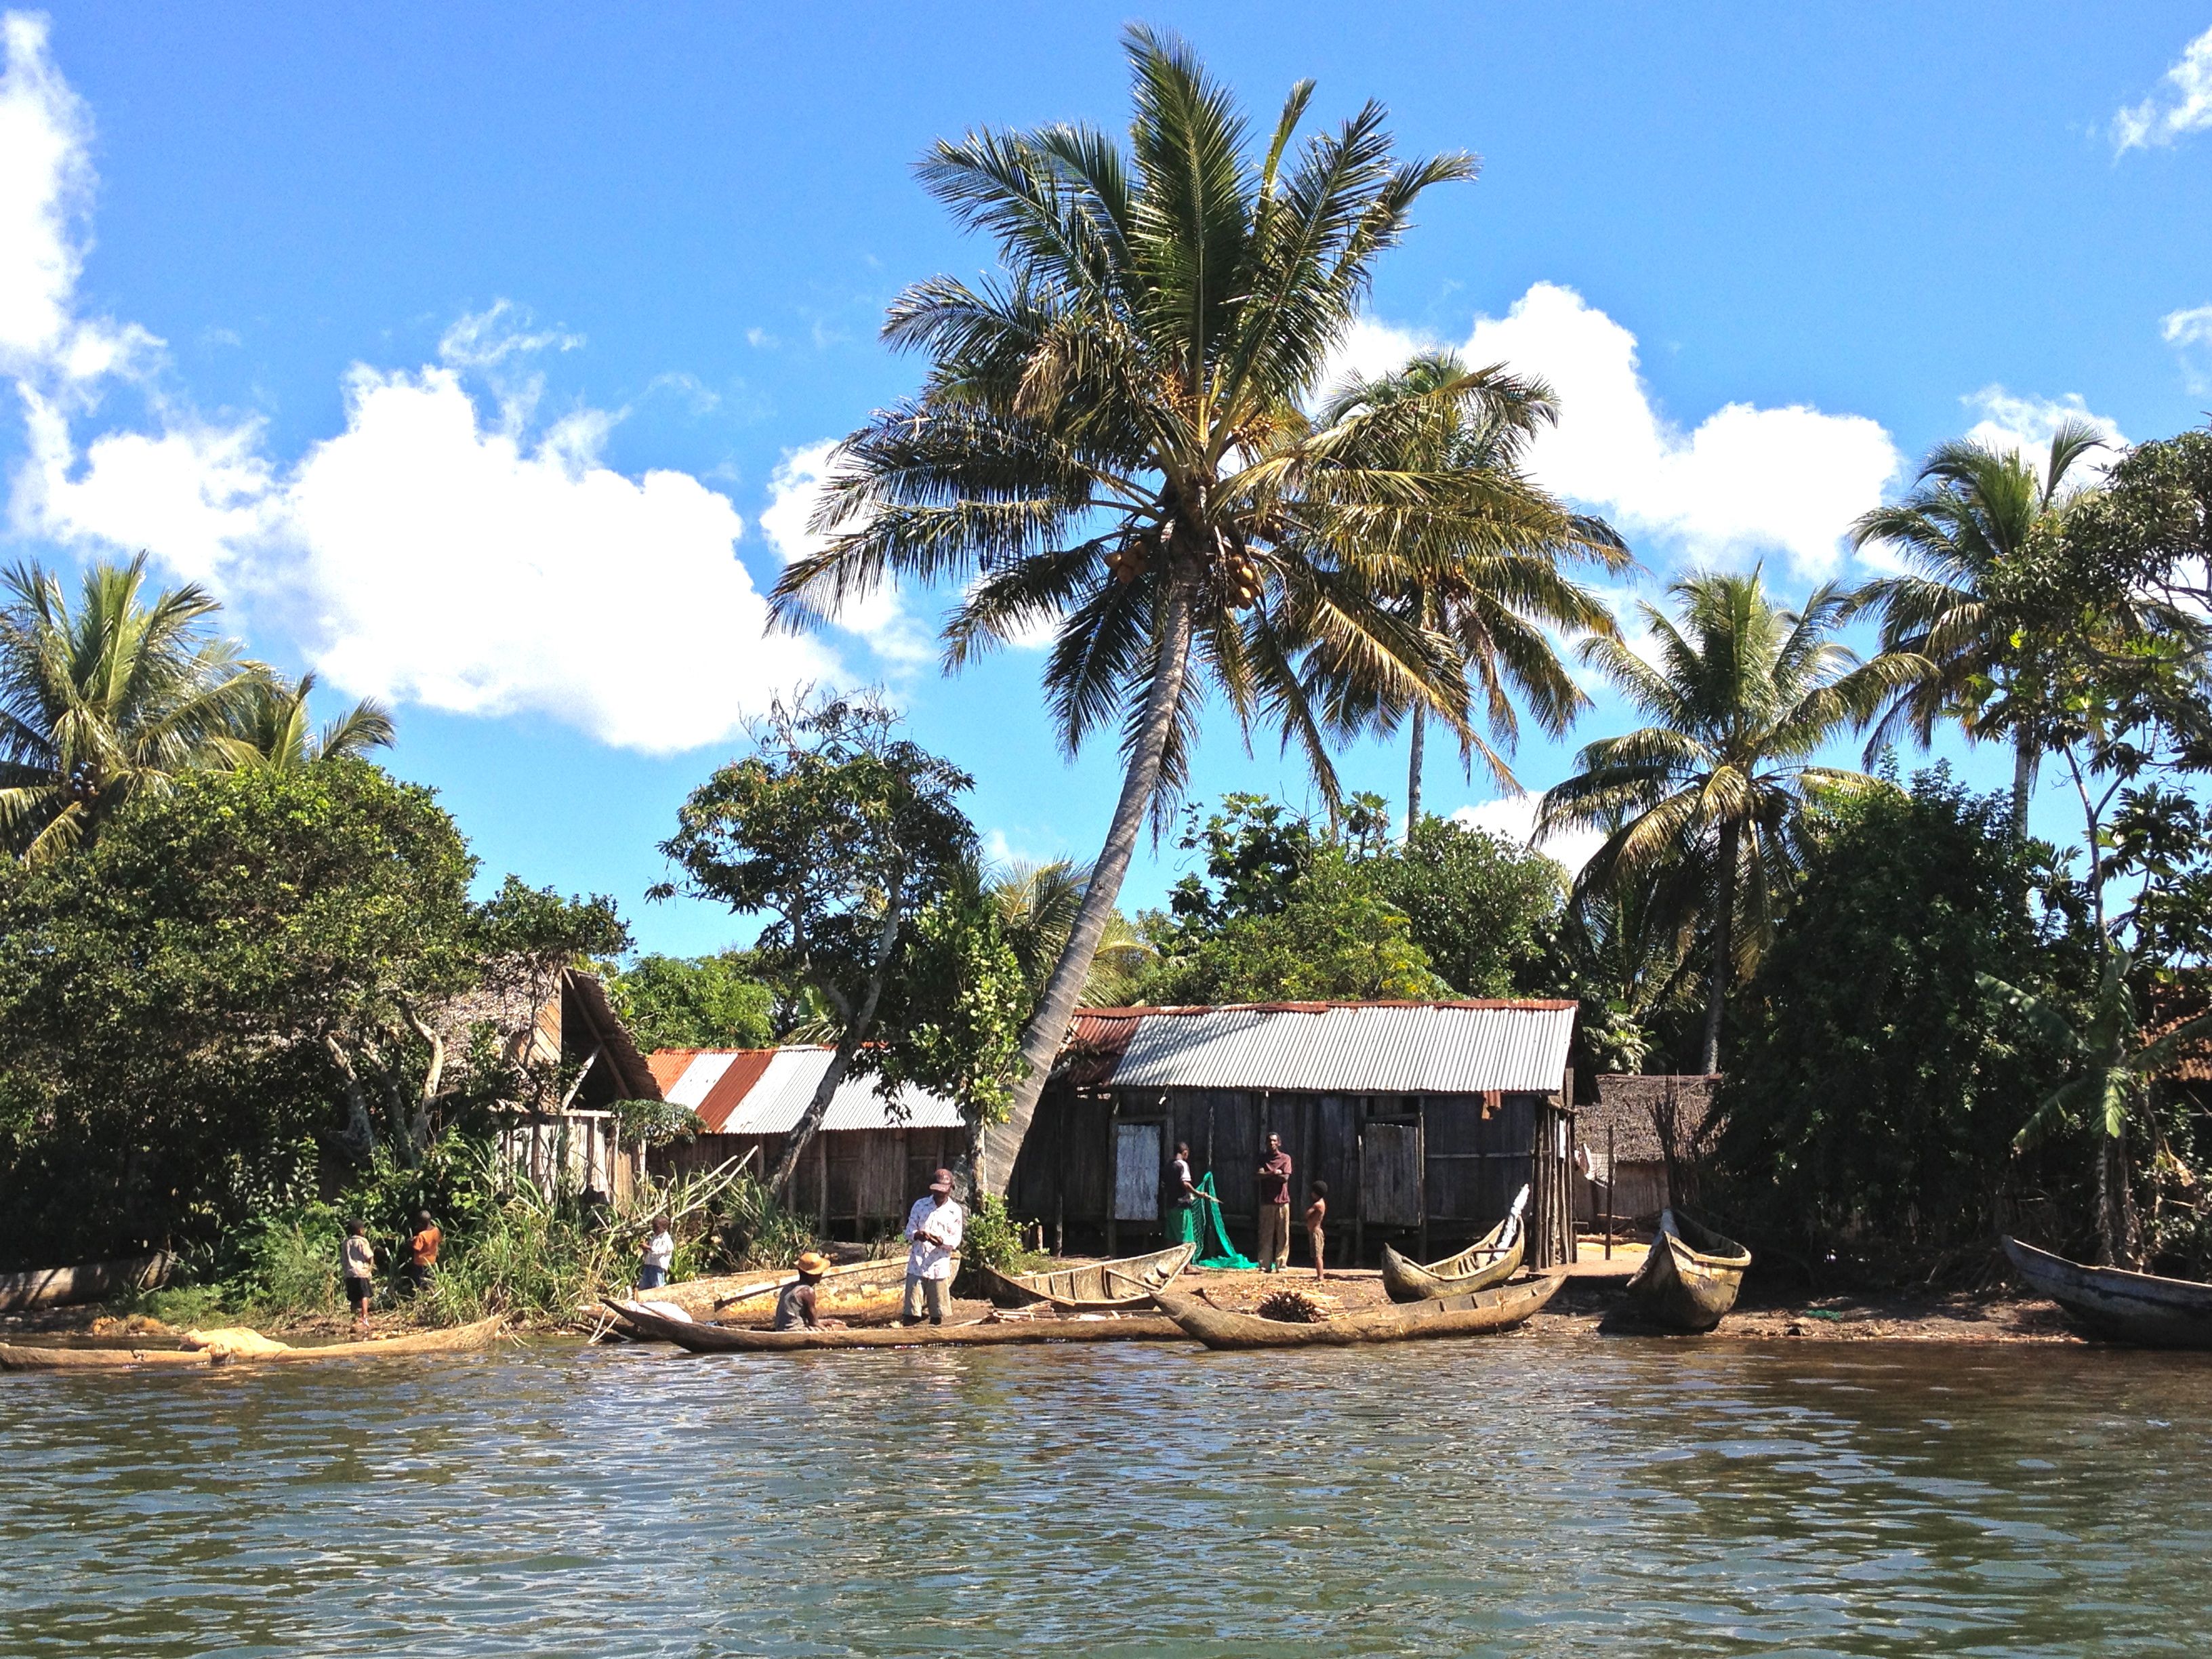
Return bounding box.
[978,579,1197,1195]
[2010,728,2037,844]
[2098,1122,2139,1269]
[1406,705,1425,836]
[1700,819,1741,1075]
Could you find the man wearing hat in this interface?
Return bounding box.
[901,1168,964,1326]
[773,1252,838,1331]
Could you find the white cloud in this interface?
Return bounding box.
[0,12,155,387]
[759,438,935,663]
[2114,26,2212,152]
[24,363,839,752]
[1959,385,2126,477]
[1450,792,1603,878]
[436,300,581,370]
[1328,283,1902,578]
[2163,304,2212,394]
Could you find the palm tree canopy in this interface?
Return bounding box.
[769,24,1597,811]
[1538,570,1906,977]
[987,857,1151,1002]
[217,672,395,774]
[1300,349,1629,789]
[1848,419,2107,754]
[0,553,263,863]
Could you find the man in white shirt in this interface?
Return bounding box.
[638,1214,676,1290]
[902,1168,964,1326]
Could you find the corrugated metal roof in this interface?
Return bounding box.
[645,1050,697,1095]
[1098,1001,1576,1094]
[651,1047,964,1133]
[1054,1010,1143,1088]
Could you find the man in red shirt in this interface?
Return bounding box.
[1255,1132,1294,1273]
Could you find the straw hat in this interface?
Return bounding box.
[794,1251,833,1279]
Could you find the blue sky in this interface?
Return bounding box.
[5,5,2212,955]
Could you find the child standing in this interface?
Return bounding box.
[1305,1180,1329,1281]
[342,1221,376,1331]
[638,1214,676,1290]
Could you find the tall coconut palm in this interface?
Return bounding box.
[0,554,263,863]
[1307,350,1629,827]
[773,29,1594,1191]
[1849,422,2107,841]
[217,672,395,773]
[1538,572,1902,1072]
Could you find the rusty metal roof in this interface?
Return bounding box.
[1091,1000,1576,1094]
[652,1047,963,1133]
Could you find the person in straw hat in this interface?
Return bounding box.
[901,1168,964,1326]
[773,1252,840,1332]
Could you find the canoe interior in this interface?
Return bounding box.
[983,1242,1196,1311]
[605,1298,1185,1351]
[2004,1237,2212,1349]
[1381,1194,1528,1303]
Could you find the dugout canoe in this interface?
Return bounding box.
[0,1317,507,1372]
[980,1242,1197,1312]
[2004,1237,2212,1349]
[640,1256,929,1320]
[0,1252,173,1314]
[1622,1210,1750,1332]
[603,1298,1185,1352]
[1380,1186,1529,1303]
[1143,1273,1565,1351]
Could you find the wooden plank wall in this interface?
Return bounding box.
[649,1128,954,1238]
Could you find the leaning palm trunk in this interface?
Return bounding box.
[1700,819,1740,1075]
[2010,728,2038,844]
[980,583,1195,1195]
[1406,705,1426,832]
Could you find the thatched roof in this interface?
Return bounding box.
[1584,1074,1722,1163]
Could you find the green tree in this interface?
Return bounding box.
[1712,770,2083,1271]
[1308,351,1626,826]
[1849,423,2108,839]
[0,554,264,863]
[607,952,777,1052]
[653,692,991,1196]
[985,859,1152,1007]
[1365,811,1565,997]
[1538,572,1901,1072]
[0,762,483,1259]
[216,671,395,774]
[771,30,1596,1192]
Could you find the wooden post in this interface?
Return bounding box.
[1604,1120,1614,1260]
[1416,1099,1429,1265]
[1105,1094,1120,1258]
[816,1136,829,1238]
[1355,1129,1366,1269]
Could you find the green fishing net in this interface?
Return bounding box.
[1189,1172,1254,1270]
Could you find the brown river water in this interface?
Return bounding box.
[3,1334,2209,1657]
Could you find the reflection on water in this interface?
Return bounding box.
[3,1336,2210,1656]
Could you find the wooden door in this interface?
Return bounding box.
[1114,1122,1163,1223]
[1361,1122,1420,1227]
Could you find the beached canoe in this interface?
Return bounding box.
[2003,1237,2212,1349]
[604,1298,1185,1352]
[1144,1273,1564,1351]
[981,1242,1197,1312]
[1623,1210,1750,1332]
[1380,1186,1528,1303]
[0,1252,173,1314]
[638,1256,927,1321]
[0,1317,507,1372]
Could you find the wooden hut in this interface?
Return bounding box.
[1007,1000,1580,1268]
[1574,1073,1721,1229]
[649,1048,965,1240]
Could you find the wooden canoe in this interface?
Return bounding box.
[603,1299,1186,1352]
[980,1242,1197,1312]
[1143,1273,1565,1351]
[638,1256,926,1320]
[0,1252,173,1314]
[2004,1237,2212,1349]
[1623,1210,1750,1332]
[0,1317,506,1372]
[1381,1186,1529,1303]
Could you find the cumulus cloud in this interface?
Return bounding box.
[0,13,155,386]
[1326,283,1902,578]
[1450,793,1603,878]
[1959,385,2126,476]
[2114,26,2212,152]
[24,363,839,752]
[758,438,936,663]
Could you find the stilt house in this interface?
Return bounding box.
[649,1048,966,1239]
[1008,1000,1580,1267]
